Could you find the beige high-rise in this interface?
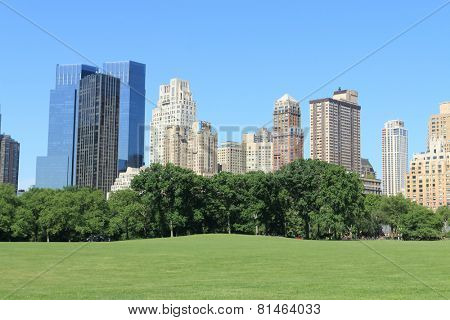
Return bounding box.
[310,89,361,173]
[428,102,450,152]
[272,94,303,171]
[150,79,196,164]
[242,128,273,173]
[218,142,245,174]
[406,139,449,210]
[406,102,450,209]
[188,121,218,177]
[164,125,189,168]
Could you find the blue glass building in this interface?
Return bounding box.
[36,64,97,189]
[103,61,146,171]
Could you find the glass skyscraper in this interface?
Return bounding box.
[36,64,97,189]
[103,61,146,171]
[76,73,120,194]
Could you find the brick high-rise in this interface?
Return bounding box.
[310,89,361,173]
[272,94,303,171]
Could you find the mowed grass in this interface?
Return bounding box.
[0,235,449,299]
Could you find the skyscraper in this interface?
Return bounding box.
[76,73,120,194]
[163,125,189,168]
[103,61,146,171]
[36,64,97,189]
[310,89,361,173]
[406,103,450,209]
[242,128,273,173]
[150,79,196,164]
[218,142,245,174]
[428,102,450,152]
[0,111,20,191]
[406,138,449,210]
[272,94,303,171]
[187,121,217,176]
[382,120,408,195]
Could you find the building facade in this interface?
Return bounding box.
[150,79,196,164]
[163,125,189,168]
[188,121,217,176]
[36,64,98,189]
[382,120,408,196]
[218,141,245,174]
[103,61,146,171]
[0,134,20,191]
[272,94,303,171]
[242,128,273,173]
[406,138,449,210]
[361,158,382,195]
[108,166,142,199]
[76,74,120,194]
[310,89,361,173]
[428,102,450,152]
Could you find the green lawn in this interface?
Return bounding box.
[0,235,449,299]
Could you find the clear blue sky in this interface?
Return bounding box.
[0,0,449,190]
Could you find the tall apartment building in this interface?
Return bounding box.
[406,138,449,210]
[0,110,20,192]
[242,128,273,173]
[218,142,245,174]
[103,61,146,171]
[164,125,189,168]
[428,102,450,152]
[272,94,303,171]
[187,121,217,176]
[36,64,97,189]
[150,79,196,164]
[76,74,120,194]
[382,120,408,195]
[310,89,361,173]
[405,102,450,209]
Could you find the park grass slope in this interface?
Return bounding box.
[0,234,449,299]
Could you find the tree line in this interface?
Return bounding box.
[0,160,448,242]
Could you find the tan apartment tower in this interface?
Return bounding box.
[150,79,196,164]
[218,141,245,174]
[310,89,361,173]
[187,121,217,177]
[272,94,303,171]
[242,128,273,173]
[406,102,450,209]
[406,138,449,210]
[428,102,450,152]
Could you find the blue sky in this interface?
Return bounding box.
[0,0,449,189]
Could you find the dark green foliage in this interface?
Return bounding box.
[0,184,20,241]
[0,160,446,241]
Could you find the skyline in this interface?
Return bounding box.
[0,0,449,189]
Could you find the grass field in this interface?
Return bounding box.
[0,234,449,299]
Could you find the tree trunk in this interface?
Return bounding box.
[255,224,259,235]
[170,221,174,238]
[46,232,50,243]
[304,220,310,239]
[227,214,231,234]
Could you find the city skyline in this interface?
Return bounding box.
[0,1,449,189]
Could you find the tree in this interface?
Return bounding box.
[0,184,19,241]
[400,204,443,240]
[108,189,146,240]
[132,164,199,237]
[378,194,410,239]
[12,188,55,241]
